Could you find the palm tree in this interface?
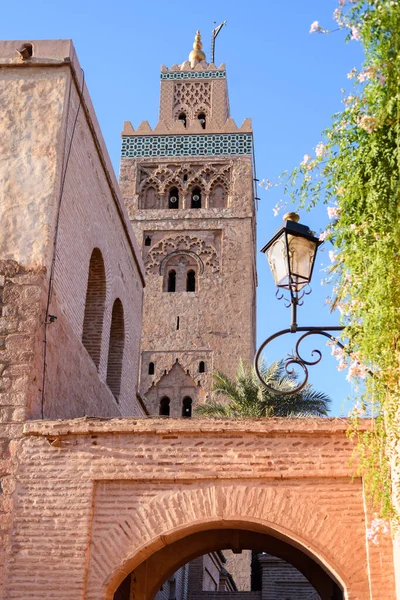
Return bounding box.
[195,359,331,418]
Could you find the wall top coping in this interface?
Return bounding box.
[23,416,372,437]
[0,39,146,284]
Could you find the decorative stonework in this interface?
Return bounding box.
[160,70,226,80]
[145,234,219,275]
[138,161,231,196]
[121,133,253,158]
[173,81,211,120]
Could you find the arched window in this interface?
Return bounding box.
[186,270,196,292]
[142,186,158,209]
[159,397,170,416]
[210,183,226,209]
[178,112,187,128]
[191,187,202,209]
[168,270,176,292]
[148,362,155,375]
[199,361,205,373]
[169,187,179,209]
[197,112,206,129]
[106,299,125,402]
[144,235,151,246]
[182,397,192,418]
[82,248,106,369]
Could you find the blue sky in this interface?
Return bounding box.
[1,0,366,414]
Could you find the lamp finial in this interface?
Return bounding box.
[283,212,300,223]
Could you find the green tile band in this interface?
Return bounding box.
[121,133,252,158]
[160,70,226,80]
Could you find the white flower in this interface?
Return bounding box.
[310,21,320,33]
[315,142,327,158]
[301,154,312,165]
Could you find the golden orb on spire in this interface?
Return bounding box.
[189,30,206,64]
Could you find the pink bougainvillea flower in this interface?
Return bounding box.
[358,115,378,133]
[327,206,339,219]
[331,346,344,358]
[351,26,361,41]
[346,361,367,381]
[319,231,328,241]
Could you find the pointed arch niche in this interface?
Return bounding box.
[209,181,228,209]
[82,248,106,369]
[140,185,160,209]
[106,299,125,402]
[162,252,201,293]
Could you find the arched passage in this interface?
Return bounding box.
[107,519,346,600]
[79,422,383,600]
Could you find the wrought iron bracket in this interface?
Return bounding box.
[254,325,345,396]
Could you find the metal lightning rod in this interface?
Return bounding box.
[211,20,227,64]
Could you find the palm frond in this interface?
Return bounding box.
[198,359,331,419]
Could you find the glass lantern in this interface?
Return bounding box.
[261,213,322,294]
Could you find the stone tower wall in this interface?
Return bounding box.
[120,59,256,411]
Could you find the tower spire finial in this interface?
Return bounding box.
[189,30,206,65]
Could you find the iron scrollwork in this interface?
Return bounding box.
[254,326,345,396]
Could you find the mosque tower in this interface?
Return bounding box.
[119,31,256,415]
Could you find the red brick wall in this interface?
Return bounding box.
[1,418,395,600]
[42,60,144,418]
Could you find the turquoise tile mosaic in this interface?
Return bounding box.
[160,70,226,80]
[121,133,253,158]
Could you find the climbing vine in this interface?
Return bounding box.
[278,0,400,521]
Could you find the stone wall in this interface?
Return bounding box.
[223,552,251,592]
[0,40,145,421]
[120,155,257,409]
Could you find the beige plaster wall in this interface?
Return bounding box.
[0,41,145,420]
[0,66,68,267]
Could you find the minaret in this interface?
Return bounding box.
[120,31,256,416]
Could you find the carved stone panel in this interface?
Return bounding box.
[145,234,219,275]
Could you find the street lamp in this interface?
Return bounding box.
[255,213,344,396]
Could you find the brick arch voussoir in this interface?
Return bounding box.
[87,484,360,600]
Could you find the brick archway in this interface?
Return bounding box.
[115,527,345,600]
[7,418,394,600]
[87,482,365,600]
